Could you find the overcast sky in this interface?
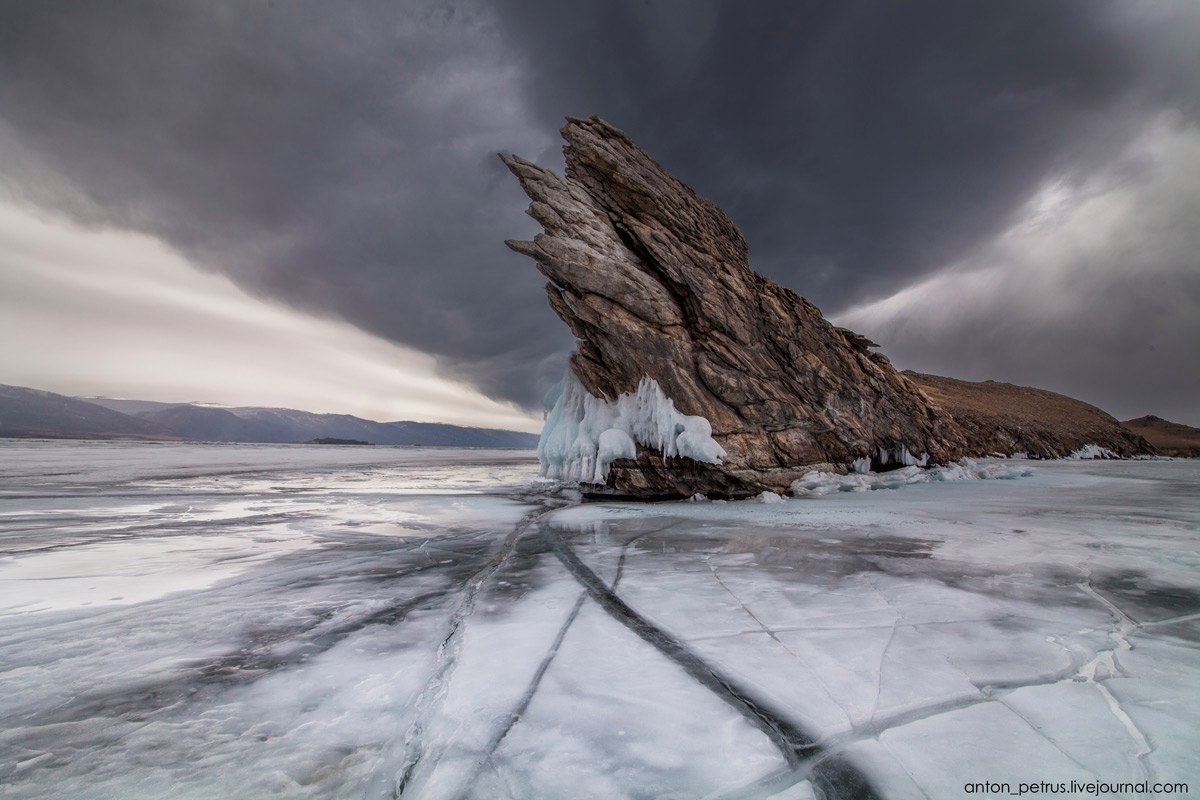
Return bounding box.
[1,0,1197,425]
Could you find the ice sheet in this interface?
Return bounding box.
[550,460,1200,797]
[1,443,1196,799]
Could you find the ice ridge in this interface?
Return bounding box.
[790,459,1032,497]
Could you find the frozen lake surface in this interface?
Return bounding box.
[1,441,1197,799]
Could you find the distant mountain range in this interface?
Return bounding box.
[0,384,539,448]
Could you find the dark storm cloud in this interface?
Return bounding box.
[836,116,1200,426]
[1,0,1197,414]
[0,0,571,406]
[493,0,1199,304]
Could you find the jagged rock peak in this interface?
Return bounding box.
[503,116,967,498]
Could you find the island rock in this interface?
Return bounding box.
[503,116,968,498]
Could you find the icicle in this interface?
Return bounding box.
[538,370,725,484]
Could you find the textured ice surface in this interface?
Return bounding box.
[1,441,1197,799]
[789,458,1031,497]
[538,370,725,483]
[554,460,1200,798]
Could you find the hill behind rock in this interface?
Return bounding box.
[1120,415,1200,457]
[905,372,1150,458]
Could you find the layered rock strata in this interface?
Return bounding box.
[503,116,968,498]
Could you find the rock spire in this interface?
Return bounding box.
[503,116,967,498]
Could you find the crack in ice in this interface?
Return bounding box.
[703,556,857,731]
[998,697,1094,773]
[388,505,556,799]
[1072,571,1156,783]
[543,526,882,799]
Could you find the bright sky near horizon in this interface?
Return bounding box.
[0,201,542,432]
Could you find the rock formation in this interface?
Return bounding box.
[502,116,969,498]
[906,372,1151,459]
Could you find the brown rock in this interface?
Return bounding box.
[503,116,968,498]
[907,372,1152,459]
[1120,415,1200,457]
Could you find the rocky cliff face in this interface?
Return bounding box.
[503,116,967,498]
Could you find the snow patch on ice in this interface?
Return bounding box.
[538,370,726,484]
[791,459,1031,497]
[1069,444,1120,460]
[0,531,319,613]
[757,490,786,504]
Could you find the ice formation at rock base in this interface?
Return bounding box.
[1070,443,1121,460]
[538,370,726,485]
[873,443,928,469]
[789,459,1032,497]
[789,444,1113,499]
[538,370,1130,498]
